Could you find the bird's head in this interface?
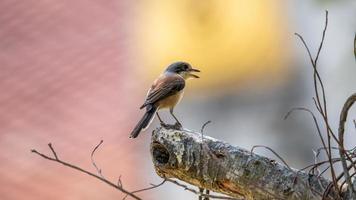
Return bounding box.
[165,62,200,79]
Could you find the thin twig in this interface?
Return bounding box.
[251,145,291,170]
[200,120,212,145]
[48,143,58,160]
[118,175,123,188]
[300,157,344,174]
[165,178,242,200]
[295,11,342,197]
[31,145,142,200]
[199,120,212,199]
[201,120,212,134]
[294,33,314,66]
[123,179,166,200]
[315,147,340,156]
[91,140,104,178]
[312,149,322,176]
[284,107,328,159]
[314,10,328,66]
[312,97,323,115]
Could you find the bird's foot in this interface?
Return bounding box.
[160,122,182,130]
[173,122,182,130]
[160,122,170,129]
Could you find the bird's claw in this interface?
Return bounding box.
[160,122,170,129]
[160,122,182,130]
[173,122,182,130]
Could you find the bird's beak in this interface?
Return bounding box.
[188,68,200,78]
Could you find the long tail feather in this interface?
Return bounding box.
[129,106,157,138]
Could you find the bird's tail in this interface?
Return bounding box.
[129,105,157,138]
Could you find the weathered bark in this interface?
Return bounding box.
[150,127,341,200]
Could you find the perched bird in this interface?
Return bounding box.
[129,62,200,138]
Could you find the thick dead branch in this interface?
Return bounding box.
[150,128,342,200]
[338,93,356,198]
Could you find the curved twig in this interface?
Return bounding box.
[31,143,142,200]
[251,145,291,170]
[284,107,328,159]
[123,179,167,200]
[294,11,341,196]
[91,140,104,178]
[338,93,356,198]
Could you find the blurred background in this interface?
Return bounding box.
[0,0,355,199]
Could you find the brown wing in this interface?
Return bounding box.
[140,74,185,109]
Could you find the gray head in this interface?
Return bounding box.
[165,61,200,79]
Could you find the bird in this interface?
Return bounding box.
[129,61,200,138]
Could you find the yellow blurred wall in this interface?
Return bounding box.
[134,0,292,92]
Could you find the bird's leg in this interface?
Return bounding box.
[170,108,182,129]
[156,112,169,127]
[156,112,164,123]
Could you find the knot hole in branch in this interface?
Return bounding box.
[152,142,171,166]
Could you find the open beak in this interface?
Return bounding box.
[188,68,200,78]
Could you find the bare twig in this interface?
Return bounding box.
[123,179,166,200]
[312,97,323,114]
[91,140,104,178]
[200,120,212,145]
[295,11,341,197]
[118,175,123,188]
[285,107,328,159]
[201,120,212,134]
[312,149,321,175]
[31,144,142,200]
[314,10,328,66]
[165,178,242,200]
[48,143,58,160]
[199,120,212,200]
[294,33,314,66]
[251,145,291,170]
[300,157,346,175]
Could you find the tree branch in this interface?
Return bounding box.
[31,143,142,200]
[338,93,356,198]
[150,128,341,200]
